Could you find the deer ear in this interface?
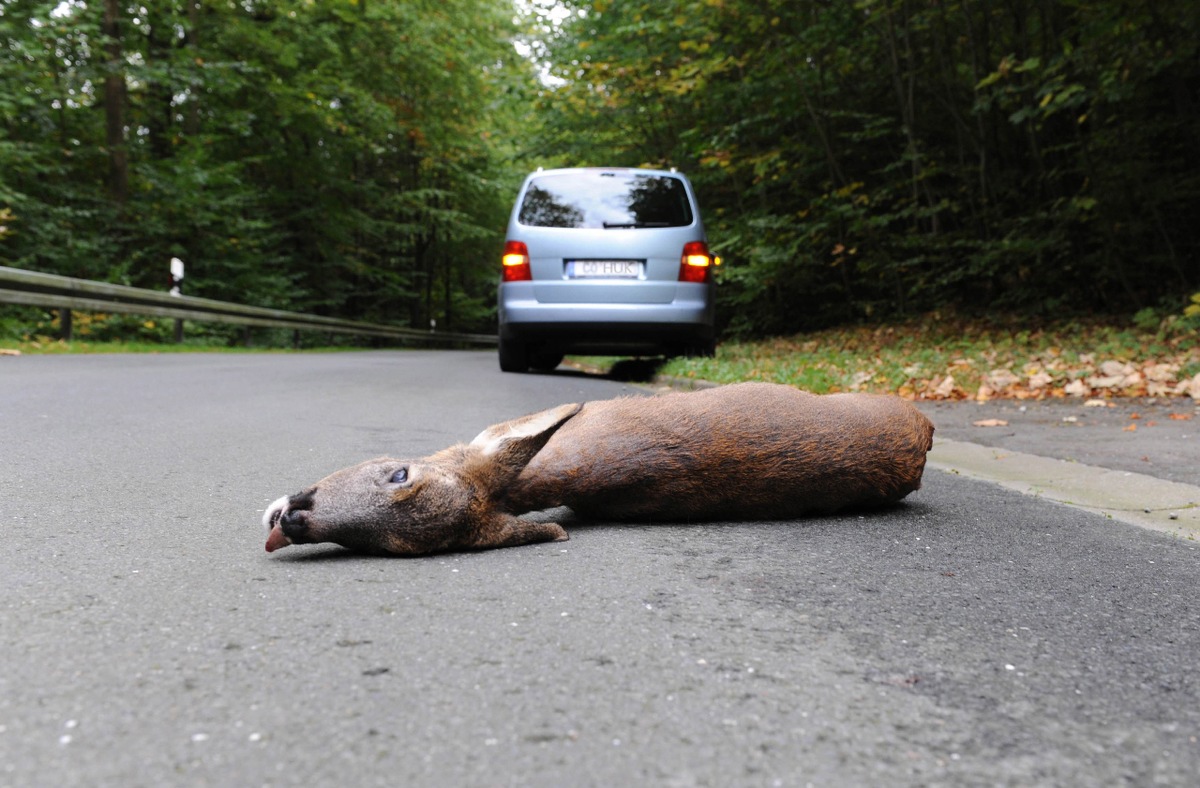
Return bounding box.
[469,402,582,465]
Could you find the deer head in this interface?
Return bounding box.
[262,402,582,556]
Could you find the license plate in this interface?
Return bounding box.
[566,260,643,279]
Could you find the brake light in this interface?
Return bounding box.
[679,241,712,283]
[502,240,531,282]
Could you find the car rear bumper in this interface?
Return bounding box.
[499,282,714,355]
[499,281,712,325]
[500,320,714,355]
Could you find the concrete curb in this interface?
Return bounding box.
[928,438,1200,540]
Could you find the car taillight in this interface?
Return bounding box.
[679,241,712,283]
[502,240,531,282]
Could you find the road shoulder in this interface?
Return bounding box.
[928,438,1200,540]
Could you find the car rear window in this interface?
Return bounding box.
[518,171,694,229]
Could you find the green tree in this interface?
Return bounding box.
[535,0,1200,335]
[0,0,534,334]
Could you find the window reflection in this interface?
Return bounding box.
[518,172,693,228]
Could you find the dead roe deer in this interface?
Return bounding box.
[262,382,934,556]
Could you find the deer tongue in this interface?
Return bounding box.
[265,524,292,553]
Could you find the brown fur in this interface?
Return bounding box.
[510,384,933,520]
[261,383,934,556]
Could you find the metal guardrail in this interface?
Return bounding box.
[0,265,497,346]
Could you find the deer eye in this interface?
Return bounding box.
[389,468,409,484]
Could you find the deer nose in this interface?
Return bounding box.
[279,488,316,537]
[280,507,309,529]
[278,507,311,542]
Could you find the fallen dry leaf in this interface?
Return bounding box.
[973,418,1009,427]
[1123,423,1137,432]
[1099,360,1130,377]
[933,375,958,398]
[1145,363,1180,383]
[1169,413,1194,421]
[1027,371,1053,389]
[1089,375,1125,389]
[1064,380,1089,397]
[987,368,1021,389]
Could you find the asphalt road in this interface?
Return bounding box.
[917,397,1200,487]
[2,350,1199,787]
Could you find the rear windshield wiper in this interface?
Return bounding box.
[602,221,672,229]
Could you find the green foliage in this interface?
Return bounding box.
[0,0,531,331]
[1185,293,1200,321]
[536,0,1200,335]
[2,0,1196,341]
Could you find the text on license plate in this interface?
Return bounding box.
[567,260,643,279]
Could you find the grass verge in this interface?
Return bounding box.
[0,338,294,354]
[632,317,1199,400]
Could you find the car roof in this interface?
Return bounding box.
[526,166,688,179]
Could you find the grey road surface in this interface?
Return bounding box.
[3,351,1199,787]
[918,397,1200,487]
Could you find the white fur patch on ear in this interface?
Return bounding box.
[469,403,581,457]
[262,495,290,528]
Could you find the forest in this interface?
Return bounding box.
[1,0,1197,340]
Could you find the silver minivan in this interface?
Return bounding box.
[497,167,716,372]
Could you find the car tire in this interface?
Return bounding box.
[529,350,564,372]
[498,336,529,373]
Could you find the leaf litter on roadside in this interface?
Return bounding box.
[664,317,1200,402]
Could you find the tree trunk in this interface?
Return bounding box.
[102,0,128,205]
[145,6,173,161]
[183,0,201,137]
